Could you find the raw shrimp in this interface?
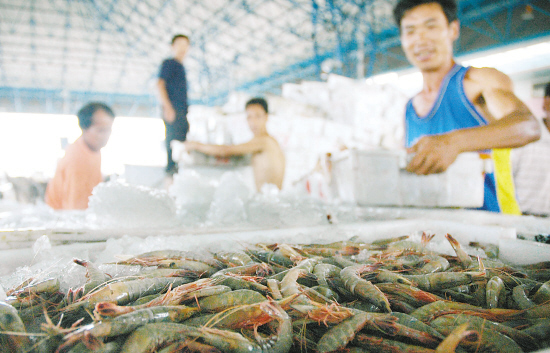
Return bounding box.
[198,289,266,312]
[316,309,374,353]
[60,306,197,351]
[70,259,111,300]
[486,276,506,308]
[434,323,478,353]
[62,277,193,313]
[340,265,391,312]
[0,301,32,353]
[430,315,524,353]
[430,313,540,351]
[445,234,473,268]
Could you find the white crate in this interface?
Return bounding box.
[332,149,485,208]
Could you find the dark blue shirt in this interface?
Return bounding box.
[159,58,188,113]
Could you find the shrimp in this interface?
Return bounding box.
[371,235,410,246]
[486,276,506,308]
[157,340,222,353]
[430,313,540,352]
[402,270,485,292]
[353,333,436,352]
[372,315,442,348]
[389,312,445,340]
[313,263,341,287]
[376,283,442,308]
[316,309,375,353]
[266,279,282,300]
[59,306,198,352]
[512,284,536,310]
[385,232,435,253]
[276,243,307,262]
[340,265,391,312]
[435,323,479,353]
[419,255,450,274]
[67,259,111,304]
[212,262,272,278]
[213,251,253,267]
[298,245,360,257]
[445,234,473,269]
[522,318,550,342]
[7,278,61,308]
[279,259,319,301]
[410,300,517,323]
[198,289,266,312]
[62,277,193,314]
[118,322,259,353]
[430,315,524,353]
[533,278,550,304]
[0,302,32,353]
[244,249,294,269]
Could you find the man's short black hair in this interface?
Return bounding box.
[171,34,190,45]
[393,0,458,28]
[246,97,268,114]
[545,82,550,98]
[77,102,115,130]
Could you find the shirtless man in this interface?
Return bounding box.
[184,98,285,191]
[395,0,540,213]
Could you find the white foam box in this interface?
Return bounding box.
[332,149,484,208]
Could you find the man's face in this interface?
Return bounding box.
[83,109,114,152]
[400,3,459,72]
[246,104,268,135]
[172,37,190,60]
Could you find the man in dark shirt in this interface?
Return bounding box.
[157,34,191,175]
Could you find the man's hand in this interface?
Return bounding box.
[163,104,176,123]
[406,134,460,175]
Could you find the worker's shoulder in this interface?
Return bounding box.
[465,66,512,90]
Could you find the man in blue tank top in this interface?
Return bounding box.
[393,0,541,213]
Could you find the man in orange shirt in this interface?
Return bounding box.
[45,102,115,210]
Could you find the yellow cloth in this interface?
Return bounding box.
[45,136,102,210]
[492,148,521,215]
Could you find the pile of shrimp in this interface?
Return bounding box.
[1,232,550,353]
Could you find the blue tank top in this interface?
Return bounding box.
[405,64,520,214]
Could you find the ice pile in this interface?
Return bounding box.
[206,172,250,226]
[169,170,216,225]
[0,172,356,231]
[88,181,179,229]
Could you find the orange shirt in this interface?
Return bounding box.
[45,136,102,210]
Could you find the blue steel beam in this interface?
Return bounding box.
[199,0,550,106]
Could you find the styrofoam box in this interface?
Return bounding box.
[1,219,547,276]
[1,220,548,352]
[332,149,485,208]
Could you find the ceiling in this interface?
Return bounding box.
[1,0,550,116]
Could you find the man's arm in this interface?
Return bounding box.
[157,79,176,124]
[185,137,265,157]
[407,68,541,175]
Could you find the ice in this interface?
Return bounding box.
[32,234,52,254]
[169,170,216,225]
[207,172,251,225]
[88,180,178,229]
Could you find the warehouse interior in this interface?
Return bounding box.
[1,1,550,352]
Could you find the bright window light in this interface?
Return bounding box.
[0,113,166,178]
